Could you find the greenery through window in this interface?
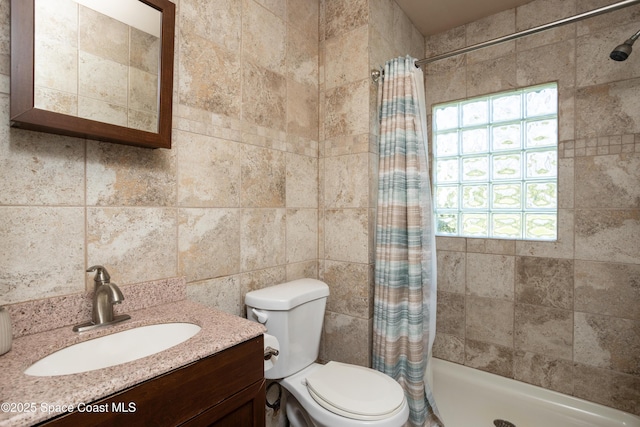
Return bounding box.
[432,83,558,240]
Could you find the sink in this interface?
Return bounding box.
[24,323,201,377]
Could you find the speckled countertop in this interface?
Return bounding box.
[0,277,265,426]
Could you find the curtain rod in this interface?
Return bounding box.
[414,0,640,67]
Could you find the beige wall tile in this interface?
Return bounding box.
[437,291,465,336]
[286,153,318,208]
[574,363,640,415]
[322,260,372,318]
[322,312,371,365]
[129,27,160,75]
[575,80,640,138]
[0,207,85,304]
[324,79,370,140]
[324,208,369,263]
[242,0,286,74]
[575,154,640,208]
[433,333,465,363]
[79,52,128,106]
[0,128,85,206]
[79,6,128,65]
[575,209,640,264]
[287,0,319,35]
[324,153,370,208]
[574,312,640,375]
[287,79,319,142]
[242,61,287,131]
[324,26,368,90]
[87,141,176,207]
[86,207,178,285]
[323,0,368,40]
[241,144,286,208]
[240,209,286,271]
[515,303,573,360]
[436,250,466,294]
[179,208,241,282]
[515,257,574,310]
[180,0,241,52]
[465,339,514,377]
[176,131,241,208]
[286,208,318,263]
[466,253,515,299]
[575,260,640,320]
[514,350,574,394]
[466,296,514,347]
[186,275,242,316]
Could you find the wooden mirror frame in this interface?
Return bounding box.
[10,0,175,149]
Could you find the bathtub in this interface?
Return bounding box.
[431,358,640,427]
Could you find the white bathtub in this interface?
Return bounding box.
[431,358,640,427]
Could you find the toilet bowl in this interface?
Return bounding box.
[282,363,409,427]
[245,279,409,427]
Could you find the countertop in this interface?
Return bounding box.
[0,278,265,426]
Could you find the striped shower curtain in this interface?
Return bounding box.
[373,56,440,427]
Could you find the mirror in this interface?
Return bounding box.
[10,0,175,149]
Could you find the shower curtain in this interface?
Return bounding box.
[373,56,440,427]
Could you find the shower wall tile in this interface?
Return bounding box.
[240,266,287,295]
[178,208,241,282]
[515,0,576,50]
[515,303,573,360]
[516,39,576,88]
[87,141,176,207]
[240,208,286,272]
[466,238,515,255]
[466,10,515,64]
[575,79,640,138]
[466,296,514,347]
[0,207,85,303]
[0,128,85,205]
[437,291,465,337]
[433,333,465,364]
[286,208,318,263]
[176,130,241,208]
[465,339,514,378]
[574,312,640,375]
[241,144,286,208]
[286,260,319,282]
[515,257,574,310]
[322,260,372,318]
[435,236,466,252]
[514,350,574,394]
[467,54,517,97]
[574,260,640,320]
[558,158,574,208]
[575,209,640,264]
[436,251,465,294]
[574,363,640,415]
[466,253,515,300]
[575,154,640,208]
[424,61,466,109]
[86,207,178,285]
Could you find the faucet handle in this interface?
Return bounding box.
[87,265,110,285]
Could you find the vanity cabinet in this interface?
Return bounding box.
[39,336,265,427]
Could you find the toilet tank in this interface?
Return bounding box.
[245,279,329,379]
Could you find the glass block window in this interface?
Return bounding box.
[432,83,558,240]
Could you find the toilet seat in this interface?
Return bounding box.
[304,361,406,421]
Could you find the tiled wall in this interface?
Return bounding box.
[425,0,640,415]
[318,0,424,366]
[0,0,320,316]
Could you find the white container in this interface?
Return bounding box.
[0,307,12,355]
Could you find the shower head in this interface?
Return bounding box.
[610,29,640,61]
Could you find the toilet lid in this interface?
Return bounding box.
[305,361,406,421]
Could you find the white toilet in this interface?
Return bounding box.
[245,278,409,427]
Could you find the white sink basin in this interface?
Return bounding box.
[24,323,201,377]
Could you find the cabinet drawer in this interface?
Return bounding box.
[40,336,264,427]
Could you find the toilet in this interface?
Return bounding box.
[245,278,409,427]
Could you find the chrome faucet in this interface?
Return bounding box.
[73,266,131,332]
